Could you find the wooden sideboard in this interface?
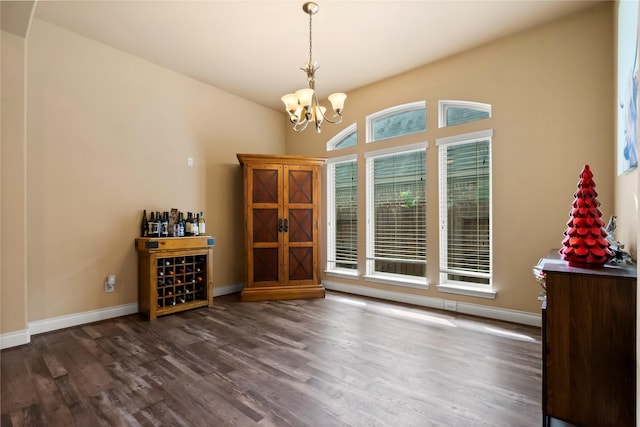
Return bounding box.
[538,252,636,427]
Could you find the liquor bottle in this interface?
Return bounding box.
[141,210,149,237]
[193,213,200,236]
[161,212,169,237]
[178,212,185,237]
[149,212,158,236]
[185,212,193,236]
[155,212,162,237]
[198,211,206,236]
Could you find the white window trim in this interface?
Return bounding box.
[437,129,494,298]
[326,122,357,151]
[364,272,428,289]
[326,154,358,276]
[365,142,428,289]
[366,101,426,143]
[438,100,492,128]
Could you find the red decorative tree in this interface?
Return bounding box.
[559,165,612,267]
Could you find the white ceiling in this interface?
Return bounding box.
[27,1,602,111]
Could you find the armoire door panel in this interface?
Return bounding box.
[252,168,280,204]
[288,247,315,281]
[288,208,313,243]
[252,247,280,283]
[252,209,279,243]
[287,169,314,204]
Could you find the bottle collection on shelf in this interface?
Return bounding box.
[140,209,205,238]
[157,255,206,308]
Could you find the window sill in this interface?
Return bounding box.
[364,274,428,290]
[325,269,359,280]
[436,283,496,299]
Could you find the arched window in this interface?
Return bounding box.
[439,100,491,128]
[367,101,426,143]
[327,123,357,151]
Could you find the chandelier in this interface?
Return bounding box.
[281,2,347,133]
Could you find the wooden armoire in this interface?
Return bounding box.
[237,154,326,301]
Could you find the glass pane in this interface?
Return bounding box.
[372,108,426,141]
[446,140,490,277]
[373,150,426,277]
[334,130,357,150]
[334,161,357,269]
[446,107,490,126]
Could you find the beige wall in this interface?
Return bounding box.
[1,29,29,334]
[24,18,285,322]
[286,3,615,315]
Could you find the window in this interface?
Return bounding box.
[439,100,491,128]
[365,143,427,286]
[326,100,492,295]
[327,123,357,151]
[367,101,426,143]
[437,129,494,298]
[326,155,358,275]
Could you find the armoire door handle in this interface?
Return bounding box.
[278,218,283,232]
[283,218,289,232]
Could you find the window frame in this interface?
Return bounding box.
[366,101,426,143]
[438,100,491,128]
[436,129,495,299]
[326,154,359,279]
[364,142,428,289]
[327,123,358,151]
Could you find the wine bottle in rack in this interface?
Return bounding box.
[198,211,206,235]
[141,210,149,237]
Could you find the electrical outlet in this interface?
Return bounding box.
[104,275,116,293]
[443,300,457,311]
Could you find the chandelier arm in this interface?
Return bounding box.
[314,91,343,125]
[294,118,310,132]
[319,113,343,125]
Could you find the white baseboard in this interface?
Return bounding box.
[1,303,138,350]
[1,284,245,350]
[2,281,539,350]
[0,328,30,350]
[323,280,541,327]
[28,303,139,336]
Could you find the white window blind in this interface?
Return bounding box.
[366,146,426,278]
[327,156,358,271]
[437,130,492,286]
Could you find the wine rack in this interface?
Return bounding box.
[135,236,215,319]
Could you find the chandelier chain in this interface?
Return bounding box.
[308,11,313,66]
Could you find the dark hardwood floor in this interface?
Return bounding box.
[1,291,543,426]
